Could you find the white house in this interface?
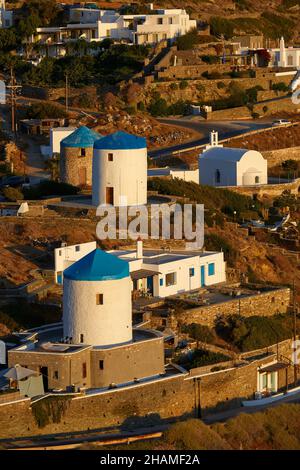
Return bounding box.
[54,241,97,284]
[269,37,300,68]
[148,167,199,184]
[50,127,77,155]
[29,7,196,57]
[55,240,226,297]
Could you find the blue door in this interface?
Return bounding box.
[147,276,153,294]
[200,266,205,287]
[57,272,63,285]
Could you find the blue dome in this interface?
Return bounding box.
[63,249,129,281]
[94,131,146,150]
[61,126,102,149]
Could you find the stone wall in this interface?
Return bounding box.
[0,338,297,439]
[60,146,93,187]
[227,178,300,198]
[176,288,291,328]
[262,146,300,168]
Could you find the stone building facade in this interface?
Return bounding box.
[60,126,101,187]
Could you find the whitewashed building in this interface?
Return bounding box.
[92,131,148,207]
[199,147,268,187]
[50,127,77,155]
[270,37,300,68]
[199,132,267,187]
[29,7,196,57]
[55,241,226,297]
[54,241,97,284]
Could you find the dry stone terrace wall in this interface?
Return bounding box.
[262,147,300,167]
[226,178,300,198]
[176,288,291,328]
[0,339,296,438]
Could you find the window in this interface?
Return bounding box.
[80,148,86,157]
[108,153,114,162]
[59,250,62,256]
[53,370,59,380]
[82,362,87,379]
[99,360,104,370]
[160,278,164,287]
[189,267,195,277]
[208,263,215,276]
[169,18,173,24]
[75,245,80,252]
[80,334,84,343]
[255,176,260,184]
[96,293,104,305]
[166,272,177,287]
[215,169,221,184]
[157,18,163,24]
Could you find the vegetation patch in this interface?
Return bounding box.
[31,395,72,428]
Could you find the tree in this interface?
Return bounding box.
[0,29,17,52]
[176,28,199,50]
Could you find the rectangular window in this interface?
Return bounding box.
[99,360,104,370]
[80,334,84,343]
[53,370,59,380]
[208,263,215,276]
[80,148,86,157]
[189,267,195,277]
[82,362,87,379]
[75,245,80,252]
[158,18,163,24]
[159,278,164,286]
[59,250,62,256]
[96,293,104,305]
[169,18,173,24]
[108,153,114,162]
[165,272,177,287]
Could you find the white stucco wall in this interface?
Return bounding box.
[149,252,226,297]
[63,276,132,346]
[199,149,267,187]
[51,127,76,155]
[92,147,148,206]
[54,241,97,283]
[237,150,268,186]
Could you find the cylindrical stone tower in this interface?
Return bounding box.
[60,126,102,187]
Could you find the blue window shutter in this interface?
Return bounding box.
[208,263,215,276]
[160,278,164,286]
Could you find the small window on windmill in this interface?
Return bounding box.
[80,148,86,157]
[96,294,104,305]
[108,153,114,162]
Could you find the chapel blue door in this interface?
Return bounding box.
[57,273,63,285]
[147,276,153,294]
[200,266,205,287]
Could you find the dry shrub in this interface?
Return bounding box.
[164,419,230,450]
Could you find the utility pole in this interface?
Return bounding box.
[65,73,69,115]
[293,280,298,387]
[7,68,21,136]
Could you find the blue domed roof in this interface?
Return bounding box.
[61,126,102,149]
[94,131,146,150]
[63,249,129,281]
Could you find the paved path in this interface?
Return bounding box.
[148,118,274,158]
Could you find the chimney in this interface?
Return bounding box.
[210,130,219,147]
[136,238,143,258]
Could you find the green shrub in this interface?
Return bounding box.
[181,323,215,344]
[2,187,24,202]
[176,28,199,50]
[31,396,71,428]
[23,180,79,200]
[179,80,189,90]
